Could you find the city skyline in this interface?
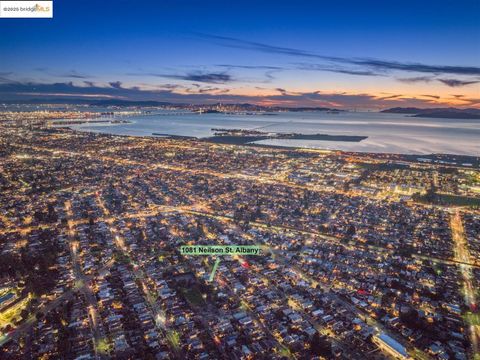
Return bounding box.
[1,0,479,109]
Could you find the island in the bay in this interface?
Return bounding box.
[153,128,368,145]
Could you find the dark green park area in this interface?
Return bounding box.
[414,192,480,208]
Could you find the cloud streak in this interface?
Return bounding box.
[397,76,434,84]
[129,71,234,84]
[162,72,233,84]
[0,72,14,83]
[35,68,94,79]
[216,64,283,70]
[60,71,93,79]
[438,78,480,87]
[295,63,382,76]
[397,75,480,88]
[421,94,441,99]
[196,33,480,76]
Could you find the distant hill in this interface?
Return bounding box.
[0,98,176,107]
[1,98,342,112]
[412,110,480,119]
[90,99,174,107]
[381,107,480,119]
[381,107,422,114]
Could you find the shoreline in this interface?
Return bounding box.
[55,126,480,169]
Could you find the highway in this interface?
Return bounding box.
[450,210,480,358]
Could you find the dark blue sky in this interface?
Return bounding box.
[1,0,479,108]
